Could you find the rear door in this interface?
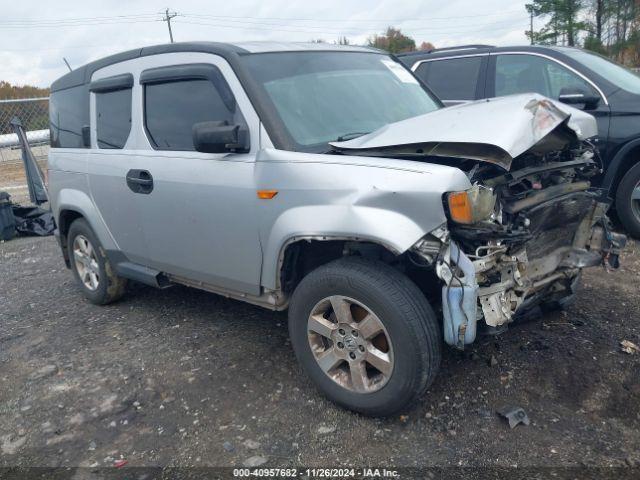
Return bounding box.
[88,69,151,264]
[412,55,487,106]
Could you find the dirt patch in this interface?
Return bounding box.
[0,155,47,205]
[0,236,639,471]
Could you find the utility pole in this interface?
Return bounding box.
[163,8,177,43]
[530,10,534,45]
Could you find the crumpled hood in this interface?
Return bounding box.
[330,93,598,170]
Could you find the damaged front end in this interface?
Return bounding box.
[414,101,625,348]
[332,94,626,349]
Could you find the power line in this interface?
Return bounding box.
[0,13,159,26]
[178,8,526,23]
[0,19,161,29]
[176,14,529,33]
[0,7,526,26]
[162,8,178,43]
[0,8,527,29]
[173,18,529,37]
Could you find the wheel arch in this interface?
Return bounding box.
[260,204,440,292]
[57,208,84,267]
[55,188,118,248]
[276,236,401,295]
[602,138,640,197]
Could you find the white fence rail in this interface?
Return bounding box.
[0,97,50,203]
[0,129,49,148]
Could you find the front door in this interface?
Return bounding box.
[134,56,263,295]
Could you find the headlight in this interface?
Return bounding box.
[446,184,496,224]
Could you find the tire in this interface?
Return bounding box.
[615,162,640,238]
[288,256,441,417]
[67,218,127,305]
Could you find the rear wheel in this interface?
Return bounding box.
[67,218,127,305]
[288,256,441,416]
[615,162,640,238]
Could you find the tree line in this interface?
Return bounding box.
[527,0,639,65]
[0,81,49,100]
[313,27,435,53]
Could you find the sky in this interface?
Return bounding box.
[1,0,538,88]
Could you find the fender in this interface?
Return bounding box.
[54,187,119,252]
[601,137,640,194]
[261,204,444,291]
[255,148,471,291]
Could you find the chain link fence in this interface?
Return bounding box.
[0,97,50,205]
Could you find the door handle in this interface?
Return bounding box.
[126,169,154,194]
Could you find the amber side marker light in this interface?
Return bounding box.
[257,189,278,199]
[447,191,473,224]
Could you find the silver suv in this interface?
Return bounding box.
[48,42,625,416]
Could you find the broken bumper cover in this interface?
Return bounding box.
[426,199,626,350]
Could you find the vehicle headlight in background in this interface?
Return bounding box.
[446,184,496,224]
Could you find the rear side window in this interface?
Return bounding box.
[415,57,482,101]
[144,79,235,151]
[49,85,89,148]
[96,89,132,149]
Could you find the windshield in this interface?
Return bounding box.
[558,47,640,95]
[242,51,440,151]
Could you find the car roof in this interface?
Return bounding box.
[230,41,379,53]
[51,41,382,92]
[397,44,579,62]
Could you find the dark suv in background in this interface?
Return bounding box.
[399,45,640,237]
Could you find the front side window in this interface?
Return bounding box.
[495,54,598,99]
[243,52,440,151]
[557,47,640,95]
[96,88,132,149]
[144,78,236,151]
[415,57,482,101]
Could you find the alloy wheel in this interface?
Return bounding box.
[631,181,640,222]
[72,234,100,291]
[307,295,394,393]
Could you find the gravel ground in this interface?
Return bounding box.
[0,236,639,476]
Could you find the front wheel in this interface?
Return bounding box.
[288,257,441,416]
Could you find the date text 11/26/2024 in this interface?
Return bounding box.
[233,468,400,478]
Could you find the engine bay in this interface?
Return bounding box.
[415,124,626,348]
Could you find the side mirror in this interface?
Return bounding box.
[192,121,249,153]
[558,87,600,110]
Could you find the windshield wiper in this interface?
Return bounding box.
[334,131,370,142]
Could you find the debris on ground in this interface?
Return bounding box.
[1,236,639,468]
[114,459,128,468]
[242,439,260,450]
[0,192,55,239]
[0,192,16,241]
[317,425,336,434]
[498,406,531,429]
[620,340,640,355]
[243,456,267,467]
[14,205,55,237]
